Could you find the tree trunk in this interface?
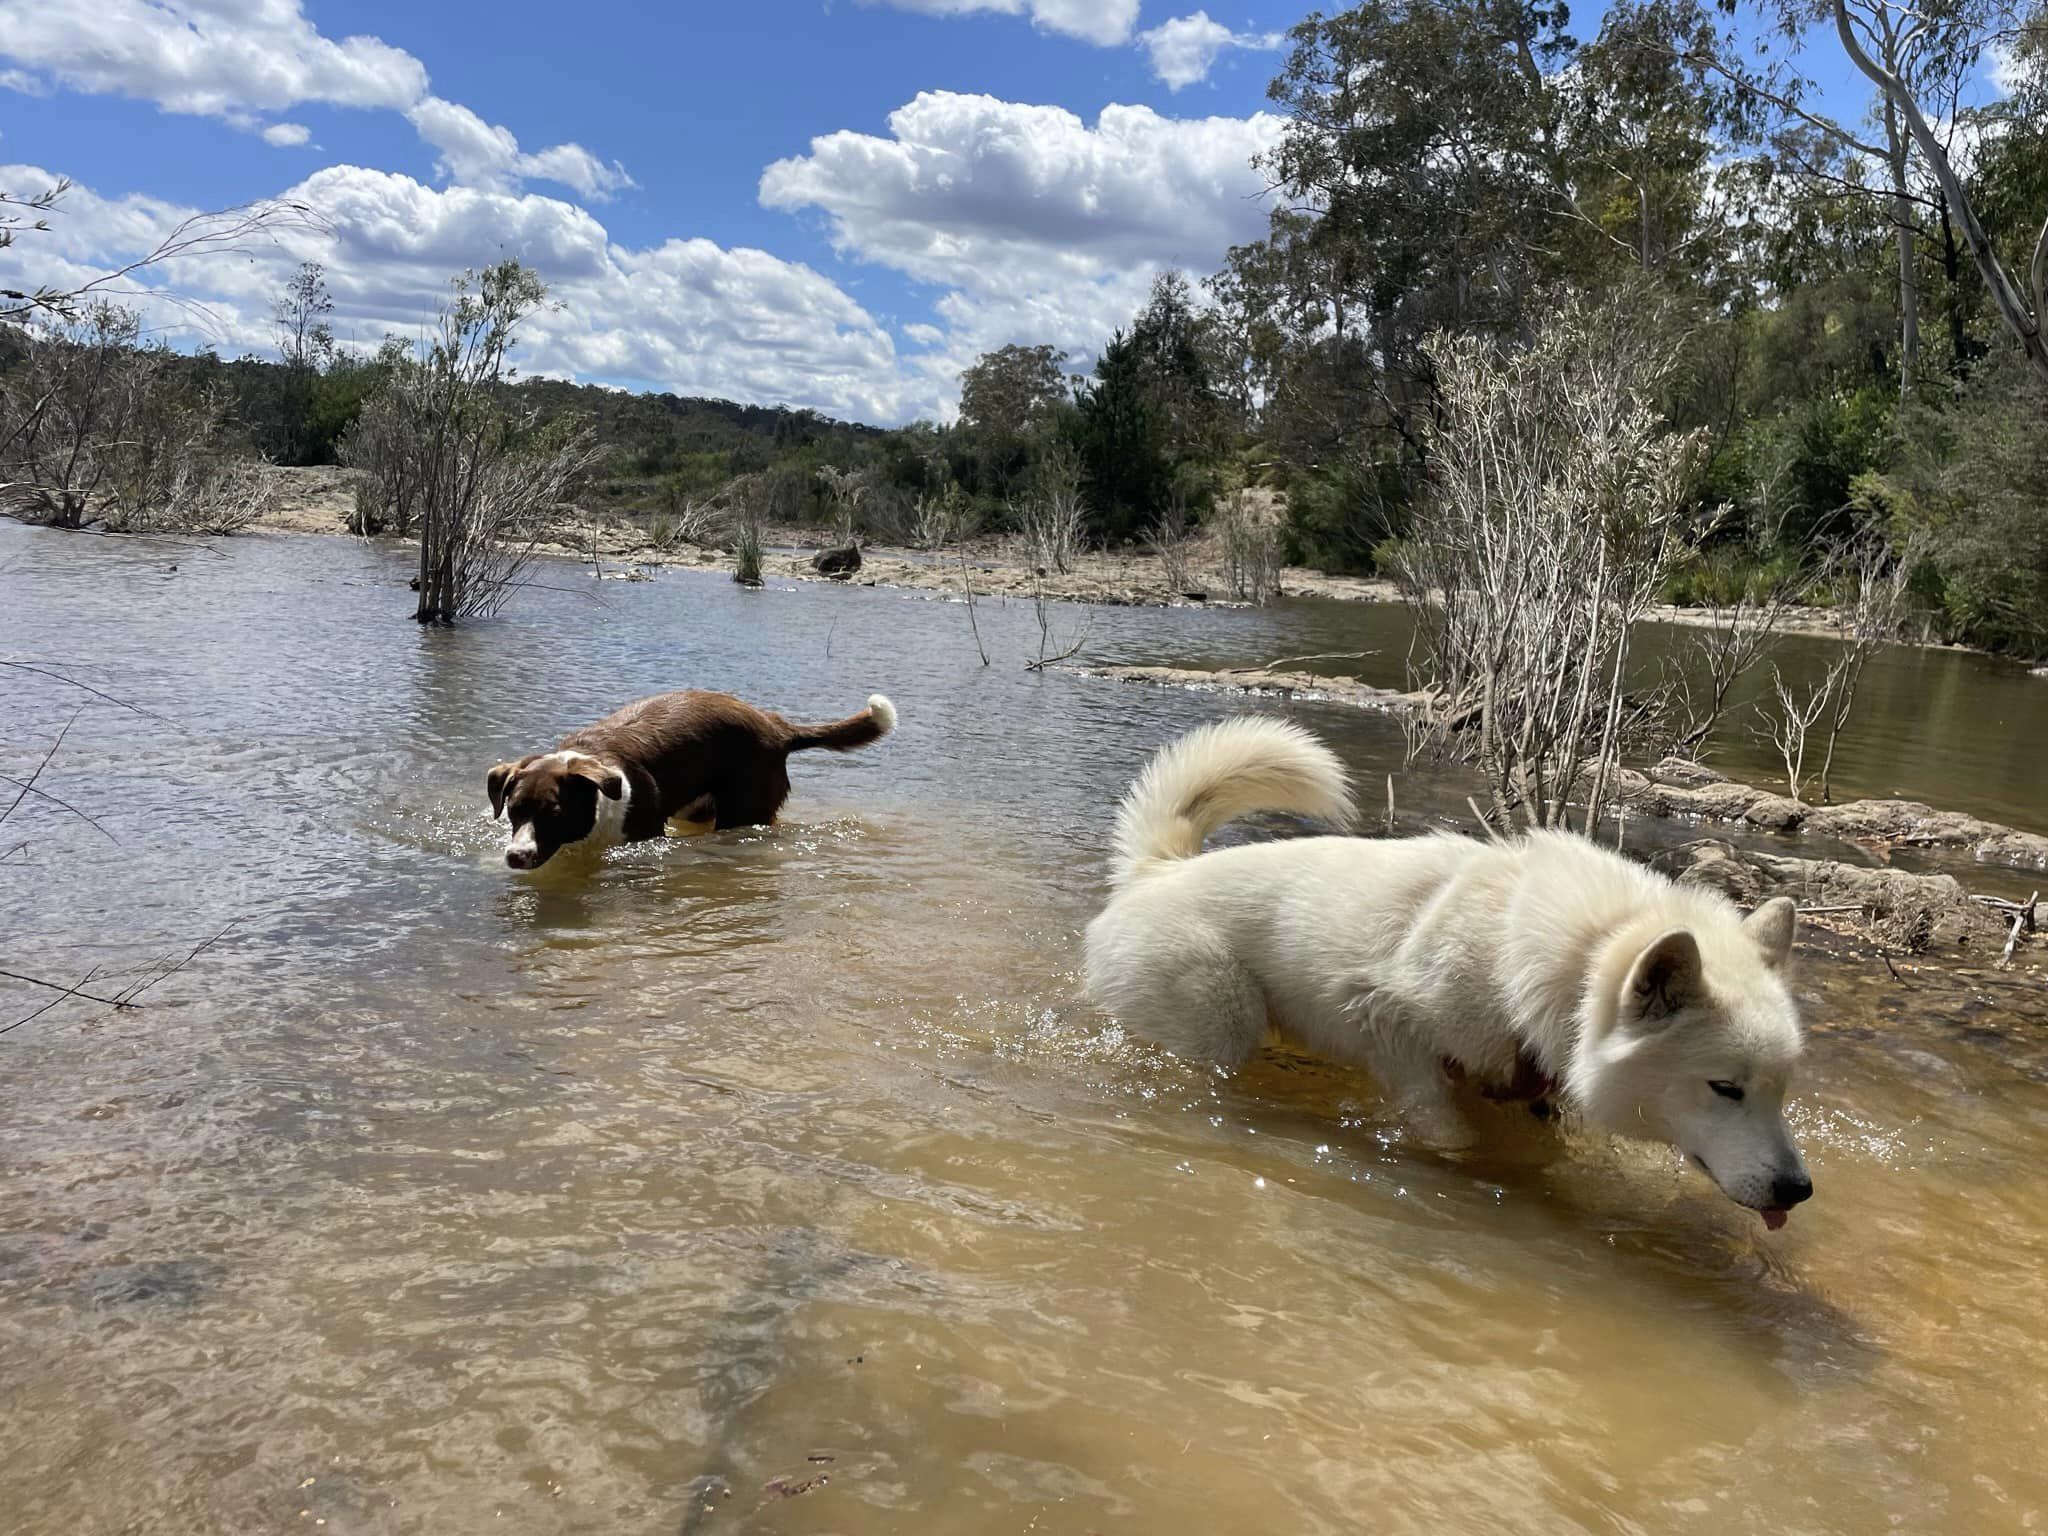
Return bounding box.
[1834,0,2048,389]
[1939,197,1970,381]
[414,501,444,624]
[1885,101,1918,400]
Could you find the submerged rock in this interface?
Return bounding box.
[1068,662,1428,714]
[1654,839,2021,955]
[1606,767,1809,832]
[1607,768,2048,873]
[88,1259,211,1308]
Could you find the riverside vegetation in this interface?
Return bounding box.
[4,0,2046,650]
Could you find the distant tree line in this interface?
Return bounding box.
[927,0,2048,658]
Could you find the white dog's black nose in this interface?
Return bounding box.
[1772,1171,1813,1208]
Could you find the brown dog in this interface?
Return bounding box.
[487,690,897,869]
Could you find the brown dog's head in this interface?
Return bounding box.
[487,752,626,870]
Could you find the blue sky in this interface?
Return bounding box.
[0,1,1904,424]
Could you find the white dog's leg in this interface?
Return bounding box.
[1359,1032,1474,1151]
[1117,956,1268,1067]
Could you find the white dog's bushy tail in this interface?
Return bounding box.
[1110,718,1353,886]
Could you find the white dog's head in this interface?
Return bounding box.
[1576,898,1811,1229]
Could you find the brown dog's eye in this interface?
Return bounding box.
[1709,1080,1744,1102]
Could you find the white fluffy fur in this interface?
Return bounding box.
[866,694,898,736]
[1110,716,1354,883]
[1085,719,1813,1221]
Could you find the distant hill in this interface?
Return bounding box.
[511,375,884,478]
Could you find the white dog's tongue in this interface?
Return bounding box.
[1761,1208,1789,1232]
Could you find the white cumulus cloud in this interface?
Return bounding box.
[1139,11,1286,91]
[407,97,632,201]
[875,0,1141,47]
[261,122,311,148]
[761,91,1282,286]
[0,2,627,198]
[0,161,910,423]
[762,90,1282,415]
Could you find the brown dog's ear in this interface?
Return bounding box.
[564,755,625,801]
[486,759,526,819]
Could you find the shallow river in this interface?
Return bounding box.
[3,525,2046,1535]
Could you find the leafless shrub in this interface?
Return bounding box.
[648,496,725,551]
[1398,297,1708,831]
[343,262,598,623]
[1149,502,1195,595]
[1672,557,1832,752]
[913,486,971,551]
[1816,534,1923,802]
[338,370,422,536]
[100,381,230,533]
[814,464,872,547]
[3,182,322,326]
[1747,536,1923,804]
[107,451,277,536]
[1024,573,1091,671]
[1020,440,1086,574]
[346,472,385,537]
[1,303,269,535]
[1,304,149,527]
[176,460,275,535]
[1755,662,1838,802]
[1216,490,1281,603]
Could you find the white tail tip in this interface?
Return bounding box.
[867,694,898,735]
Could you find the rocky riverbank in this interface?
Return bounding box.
[249,466,1402,608]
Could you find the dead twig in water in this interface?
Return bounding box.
[0,658,180,727]
[0,716,89,835]
[1231,649,1378,676]
[1385,774,1396,835]
[956,548,988,667]
[1,919,241,1037]
[0,964,140,1034]
[1024,571,1091,672]
[3,969,109,1035]
[115,919,240,1008]
[1982,890,2040,968]
[0,769,119,843]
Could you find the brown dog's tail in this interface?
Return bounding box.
[784,694,898,753]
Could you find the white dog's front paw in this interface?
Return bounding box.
[1399,1097,1477,1153]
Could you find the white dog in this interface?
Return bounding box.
[1084,718,1814,1229]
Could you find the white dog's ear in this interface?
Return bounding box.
[1624,929,1705,1025]
[1743,897,1797,970]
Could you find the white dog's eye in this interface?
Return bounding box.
[1709,1080,1745,1102]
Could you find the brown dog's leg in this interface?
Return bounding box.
[665,792,717,837]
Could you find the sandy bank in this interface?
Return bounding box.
[247,466,1401,607]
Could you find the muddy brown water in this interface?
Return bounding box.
[2,525,2046,1535]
